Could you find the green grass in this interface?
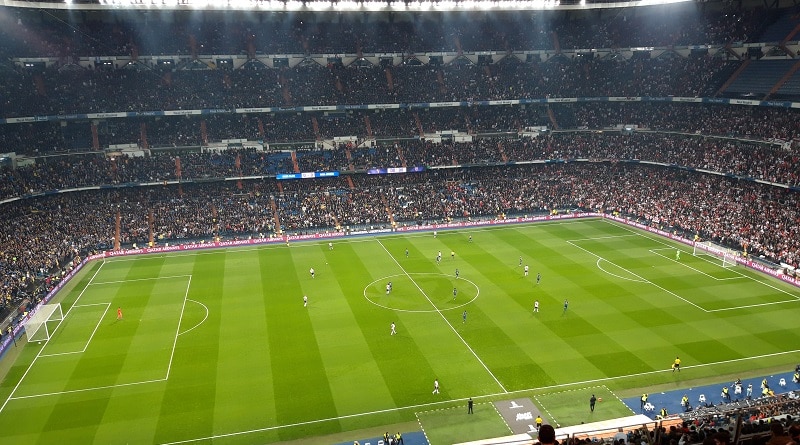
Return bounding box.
[415,403,511,444]
[533,386,633,428]
[1,218,799,444]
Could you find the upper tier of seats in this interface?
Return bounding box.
[0,5,785,58]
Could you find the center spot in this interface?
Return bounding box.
[364,272,480,313]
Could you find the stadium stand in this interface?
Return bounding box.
[1,3,800,444]
[723,60,799,98]
[775,68,800,99]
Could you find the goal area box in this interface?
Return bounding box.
[692,241,740,268]
[24,303,64,343]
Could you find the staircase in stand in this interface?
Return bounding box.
[498,141,508,163]
[311,116,320,140]
[328,192,341,230]
[290,151,300,173]
[345,145,355,172]
[280,72,292,105]
[381,194,396,228]
[334,76,344,93]
[33,73,46,96]
[780,23,800,57]
[246,34,256,59]
[722,43,743,61]
[397,144,407,168]
[413,112,424,137]
[200,120,208,145]
[765,59,800,99]
[716,59,751,97]
[270,196,282,235]
[91,123,100,150]
[453,35,463,56]
[436,69,447,94]
[364,115,373,138]
[385,67,394,91]
[552,31,561,53]
[140,122,149,149]
[546,107,559,130]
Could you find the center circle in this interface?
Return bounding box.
[363,272,480,313]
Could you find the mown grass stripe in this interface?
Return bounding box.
[153,252,223,444]
[259,246,340,441]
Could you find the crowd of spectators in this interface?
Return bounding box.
[0,1,795,122]
[4,160,800,321]
[563,103,800,142]
[1,4,800,443]
[546,390,800,445]
[3,101,799,161]
[4,125,799,199]
[241,101,800,148]
[0,5,777,60]
[0,55,765,118]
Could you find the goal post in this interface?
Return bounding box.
[24,303,64,343]
[692,241,739,268]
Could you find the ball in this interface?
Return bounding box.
[598,397,603,402]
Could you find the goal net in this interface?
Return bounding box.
[692,241,739,268]
[24,303,64,343]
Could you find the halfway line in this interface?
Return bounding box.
[159,347,800,445]
[375,239,508,393]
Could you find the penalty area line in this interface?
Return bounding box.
[376,238,507,394]
[156,348,800,445]
[8,377,168,401]
[567,239,708,312]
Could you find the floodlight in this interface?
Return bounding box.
[307,1,322,10]
[336,0,360,10]
[285,0,303,10]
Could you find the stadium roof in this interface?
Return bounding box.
[0,0,694,12]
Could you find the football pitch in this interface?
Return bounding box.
[1,218,799,445]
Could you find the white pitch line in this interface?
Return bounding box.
[648,249,745,281]
[605,384,636,415]
[533,394,561,427]
[160,395,478,445]
[156,351,800,443]
[178,299,209,336]
[596,258,647,283]
[165,276,192,379]
[0,261,106,415]
[38,351,82,358]
[706,299,800,312]
[415,412,432,445]
[105,217,599,263]
[566,234,640,242]
[64,261,107,317]
[80,302,112,353]
[363,273,480,313]
[491,402,515,435]
[39,303,111,358]
[8,377,167,401]
[375,238,508,394]
[566,240,708,312]
[5,274,193,404]
[90,274,193,285]
[605,220,800,306]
